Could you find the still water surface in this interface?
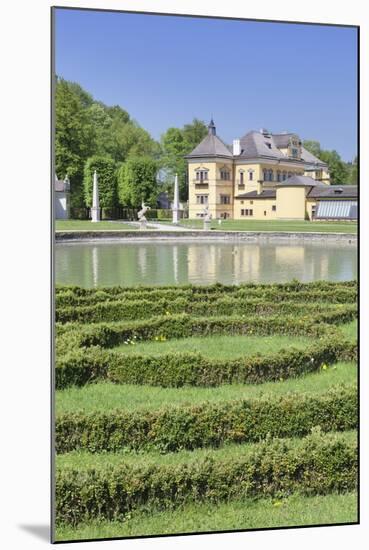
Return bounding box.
[55,240,357,287]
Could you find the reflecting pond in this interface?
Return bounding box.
[55,240,357,287]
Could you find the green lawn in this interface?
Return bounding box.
[179,219,357,233]
[114,333,313,358]
[55,361,356,414]
[55,491,357,540]
[55,219,356,233]
[338,319,357,341]
[55,220,137,231]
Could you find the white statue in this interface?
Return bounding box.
[137,201,150,229]
[202,205,212,222]
[137,201,150,222]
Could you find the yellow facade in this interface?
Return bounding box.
[276,187,307,220]
[186,124,332,220]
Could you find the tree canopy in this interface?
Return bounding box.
[160,119,208,200]
[117,157,159,207]
[303,140,355,185]
[55,77,160,207]
[83,156,118,207]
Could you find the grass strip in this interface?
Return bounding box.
[55,362,357,413]
[55,491,358,540]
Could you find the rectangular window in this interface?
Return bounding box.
[272,205,276,211]
[250,200,253,205]
[220,170,230,181]
[196,195,208,205]
[220,195,231,205]
[240,172,244,184]
[241,208,253,217]
[196,170,209,182]
[249,171,253,181]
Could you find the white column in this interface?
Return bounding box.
[91,170,101,222]
[172,173,180,224]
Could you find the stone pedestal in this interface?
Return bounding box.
[91,207,101,223]
[203,219,211,231]
[139,219,147,230]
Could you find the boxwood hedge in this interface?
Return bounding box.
[55,431,357,525]
[55,385,357,453]
[55,336,357,389]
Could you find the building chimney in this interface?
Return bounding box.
[233,139,240,156]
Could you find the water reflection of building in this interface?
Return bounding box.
[187,243,262,284]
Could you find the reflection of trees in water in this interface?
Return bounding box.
[55,242,357,287]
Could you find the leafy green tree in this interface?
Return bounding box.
[319,150,350,184]
[303,140,351,184]
[160,119,208,200]
[348,156,358,185]
[302,140,321,158]
[55,78,96,207]
[83,156,118,207]
[117,157,158,207]
[55,78,161,211]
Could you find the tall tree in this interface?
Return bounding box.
[319,150,350,184]
[117,157,158,207]
[83,156,118,207]
[160,119,208,200]
[348,156,358,185]
[302,140,321,158]
[55,78,96,207]
[303,140,351,185]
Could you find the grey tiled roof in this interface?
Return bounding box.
[185,133,233,159]
[237,131,286,160]
[300,146,328,167]
[272,133,295,148]
[308,185,358,199]
[235,189,276,199]
[276,175,318,187]
[186,125,328,167]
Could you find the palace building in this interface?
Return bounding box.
[185,120,357,221]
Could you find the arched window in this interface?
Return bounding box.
[268,170,273,181]
[263,169,268,181]
[277,171,281,182]
[282,172,287,181]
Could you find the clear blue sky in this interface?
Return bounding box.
[55,8,358,161]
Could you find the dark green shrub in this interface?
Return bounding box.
[55,386,357,453]
[55,337,357,389]
[55,431,357,525]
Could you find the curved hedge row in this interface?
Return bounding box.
[55,385,357,453]
[55,282,357,308]
[55,337,357,389]
[55,431,357,525]
[55,310,356,356]
[55,298,354,324]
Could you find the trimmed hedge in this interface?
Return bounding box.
[55,431,357,525]
[55,337,357,389]
[55,386,357,453]
[55,310,356,356]
[55,283,357,309]
[55,298,354,324]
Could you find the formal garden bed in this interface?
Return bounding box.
[54,281,358,539]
